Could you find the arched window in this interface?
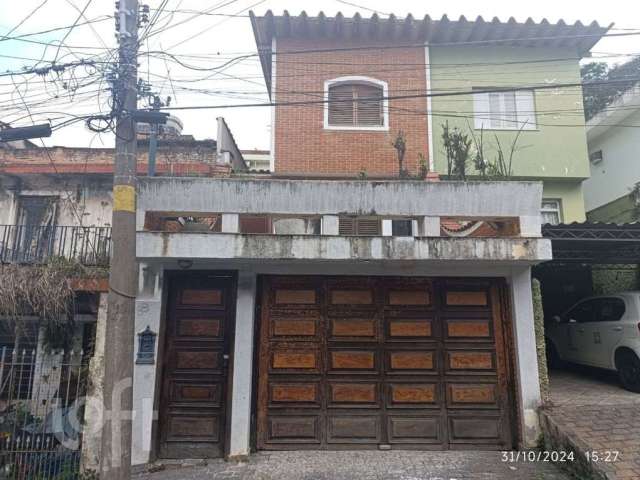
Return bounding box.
[324,77,388,130]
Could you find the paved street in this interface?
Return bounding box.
[135,451,571,480]
[549,366,640,479]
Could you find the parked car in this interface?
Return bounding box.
[545,292,640,392]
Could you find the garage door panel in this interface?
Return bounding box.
[269,382,321,407]
[327,415,381,443]
[387,318,433,340]
[446,350,495,373]
[327,382,379,407]
[270,347,321,373]
[329,349,377,373]
[448,415,504,444]
[387,415,442,444]
[386,383,439,408]
[446,383,499,409]
[387,350,436,373]
[330,289,375,305]
[270,312,320,339]
[445,319,493,340]
[267,415,321,444]
[329,317,378,340]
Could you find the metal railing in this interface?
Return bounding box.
[0,225,111,266]
[0,348,90,479]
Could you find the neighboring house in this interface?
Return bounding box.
[583,84,640,223]
[242,149,271,172]
[110,10,614,467]
[251,11,605,223]
[0,117,245,472]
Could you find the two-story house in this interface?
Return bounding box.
[252,11,605,223]
[114,11,609,468]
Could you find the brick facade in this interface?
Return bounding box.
[274,38,428,177]
[0,144,231,177]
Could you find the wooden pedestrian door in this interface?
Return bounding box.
[158,274,235,458]
[257,276,514,450]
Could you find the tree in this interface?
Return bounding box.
[581,57,640,120]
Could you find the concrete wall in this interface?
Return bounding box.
[584,108,640,214]
[0,175,113,227]
[542,180,587,223]
[430,45,590,181]
[137,177,544,226]
[138,232,551,264]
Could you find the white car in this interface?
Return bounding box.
[545,291,640,393]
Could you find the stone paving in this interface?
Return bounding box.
[548,366,640,480]
[135,451,572,480]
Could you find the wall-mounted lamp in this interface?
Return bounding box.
[177,259,193,270]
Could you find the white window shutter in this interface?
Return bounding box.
[473,92,490,129]
[515,90,536,130]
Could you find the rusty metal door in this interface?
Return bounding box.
[158,273,235,458]
[256,276,514,450]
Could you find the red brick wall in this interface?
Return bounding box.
[0,146,231,177]
[274,38,429,176]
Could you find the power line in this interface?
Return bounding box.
[1,0,50,40]
[0,16,111,43]
[155,77,640,112]
[53,0,95,63]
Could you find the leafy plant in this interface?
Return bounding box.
[442,121,472,180]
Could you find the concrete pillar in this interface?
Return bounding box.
[321,215,339,235]
[222,214,239,233]
[509,266,542,447]
[382,219,393,237]
[422,216,440,236]
[132,265,163,466]
[81,293,108,472]
[519,215,542,237]
[228,272,257,459]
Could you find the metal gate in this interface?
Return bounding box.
[0,348,90,479]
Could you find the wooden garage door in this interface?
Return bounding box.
[158,274,235,458]
[257,276,514,450]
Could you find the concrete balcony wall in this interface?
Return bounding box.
[137,177,543,231]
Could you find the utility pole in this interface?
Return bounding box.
[101,0,138,478]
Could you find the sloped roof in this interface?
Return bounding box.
[250,11,612,93]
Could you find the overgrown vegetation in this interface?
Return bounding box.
[581,56,640,120]
[0,258,107,351]
[631,181,640,221]
[442,121,524,180]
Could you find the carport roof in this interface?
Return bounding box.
[542,221,640,263]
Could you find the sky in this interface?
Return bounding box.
[1,0,639,150]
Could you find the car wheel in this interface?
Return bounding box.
[545,339,562,370]
[617,351,640,393]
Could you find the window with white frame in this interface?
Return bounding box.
[473,89,537,130]
[325,77,387,130]
[541,199,562,225]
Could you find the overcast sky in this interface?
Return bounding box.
[1,0,639,150]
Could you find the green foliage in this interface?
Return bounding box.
[532,278,550,404]
[581,57,640,120]
[442,121,472,180]
[0,257,107,351]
